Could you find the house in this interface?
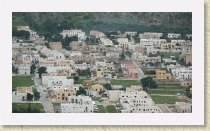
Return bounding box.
[126,86,143,92]
[61,95,94,113]
[40,60,75,76]
[155,69,174,79]
[69,41,88,52]
[12,87,33,102]
[171,40,186,46]
[17,64,31,75]
[180,80,192,87]
[161,43,176,50]
[180,52,192,65]
[171,67,192,80]
[121,61,140,79]
[111,85,123,90]
[108,90,125,102]
[125,31,137,36]
[100,37,113,47]
[168,33,181,39]
[139,32,163,39]
[86,84,106,97]
[120,86,161,113]
[40,47,65,60]
[90,30,106,38]
[49,42,62,50]
[140,39,166,45]
[69,51,82,57]
[95,62,108,78]
[75,63,91,70]
[60,29,86,40]
[175,102,192,113]
[162,58,177,65]
[41,75,74,88]
[117,38,134,49]
[51,87,76,102]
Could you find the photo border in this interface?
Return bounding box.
[0,0,204,125]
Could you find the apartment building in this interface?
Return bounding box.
[61,95,94,113]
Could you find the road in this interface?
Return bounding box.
[125,53,145,79]
[34,73,54,113]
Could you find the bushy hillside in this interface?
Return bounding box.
[12,12,192,40]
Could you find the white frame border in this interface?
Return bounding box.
[0,0,204,125]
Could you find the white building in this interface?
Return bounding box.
[171,40,186,46]
[69,51,82,57]
[171,67,192,80]
[42,75,74,88]
[108,90,125,102]
[61,95,94,113]
[60,29,86,40]
[168,33,181,39]
[100,37,113,47]
[175,102,192,113]
[139,32,163,39]
[40,47,65,60]
[18,54,33,62]
[125,31,137,36]
[17,65,31,75]
[140,39,166,46]
[120,86,161,113]
[75,63,91,70]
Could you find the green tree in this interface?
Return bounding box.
[27,93,33,101]
[12,29,30,40]
[63,36,78,50]
[34,92,40,100]
[146,70,156,75]
[38,67,47,78]
[104,83,112,90]
[30,64,36,74]
[141,77,157,90]
[76,87,86,95]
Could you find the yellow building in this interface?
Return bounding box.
[96,67,107,78]
[89,84,106,92]
[155,70,174,79]
[16,87,33,93]
[119,42,129,48]
[161,43,175,50]
[52,88,76,102]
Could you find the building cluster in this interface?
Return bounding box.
[12,26,192,113]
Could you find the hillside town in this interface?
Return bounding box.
[12,25,192,113]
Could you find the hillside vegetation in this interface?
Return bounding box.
[12,12,192,40]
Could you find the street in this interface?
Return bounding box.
[34,73,54,113]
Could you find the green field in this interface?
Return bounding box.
[12,76,34,91]
[97,105,118,113]
[97,105,108,113]
[12,103,45,113]
[106,105,118,113]
[159,52,180,59]
[111,80,141,88]
[74,79,88,85]
[157,84,185,90]
[151,96,186,104]
[148,90,185,95]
